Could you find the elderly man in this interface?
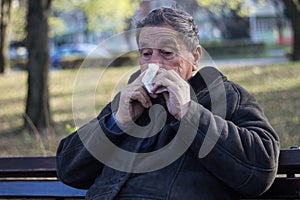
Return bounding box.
[56,7,279,200]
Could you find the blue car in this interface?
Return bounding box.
[51,43,110,68]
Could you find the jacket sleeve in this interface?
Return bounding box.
[56,127,103,189]
[182,83,280,197]
[56,103,117,189]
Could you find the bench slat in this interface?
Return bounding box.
[0,149,299,199]
[278,149,300,174]
[0,180,86,198]
[258,178,300,199]
[0,156,57,178]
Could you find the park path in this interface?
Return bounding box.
[201,49,289,68]
[211,56,289,68]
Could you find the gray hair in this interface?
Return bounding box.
[135,7,200,51]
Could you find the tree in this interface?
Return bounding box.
[0,0,12,74]
[282,0,300,60]
[52,0,139,38]
[10,0,27,41]
[197,0,250,39]
[25,0,52,133]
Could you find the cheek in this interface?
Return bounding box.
[139,59,148,72]
[177,60,193,79]
[161,58,185,76]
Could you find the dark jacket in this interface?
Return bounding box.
[56,66,280,200]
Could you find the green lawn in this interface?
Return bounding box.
[0,62,299,156]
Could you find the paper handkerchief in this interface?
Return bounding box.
[142,64,167,93]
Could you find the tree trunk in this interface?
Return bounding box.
[293,19,300,60]
[25,0,52,133]
[0,0,12,74]
[283,0,300,60]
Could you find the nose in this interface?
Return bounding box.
[149,50,163,65]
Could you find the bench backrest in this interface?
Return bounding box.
[0,149,299,199]
[0,156,86,198]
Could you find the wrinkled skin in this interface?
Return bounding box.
[115,26,202,123]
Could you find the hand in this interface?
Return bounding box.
[115,72,152,124]
[151,69,191,119]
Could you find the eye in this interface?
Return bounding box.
[140,48,152,60]
[160,49,175,59]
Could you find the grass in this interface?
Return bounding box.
[222,63,300,148]
[0,62,299,156]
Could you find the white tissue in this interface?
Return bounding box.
[142,64,159,93]
[142,64,167,93]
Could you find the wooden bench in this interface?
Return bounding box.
[0,148,299,199]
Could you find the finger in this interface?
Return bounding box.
[151,78,174,94]
[155,69,180,81]
[156,67,167,74]
[149,93,158,99]
[162,92,169,102]
[130,70,148,85]
[152,72,179,91]
[130,89,152,108]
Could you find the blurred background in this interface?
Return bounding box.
[3,0,296,70]
[0,0,299,156]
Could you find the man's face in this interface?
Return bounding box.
[138,26,198,80]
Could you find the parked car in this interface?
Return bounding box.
[51,43,110,69]
[9,42,28,70]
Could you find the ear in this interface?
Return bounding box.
[192,45,202,71]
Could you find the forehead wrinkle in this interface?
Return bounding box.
[139,36,179,50]
[158,38,179,49]
[138,26,180,48]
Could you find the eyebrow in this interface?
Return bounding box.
[139,38,178,50]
